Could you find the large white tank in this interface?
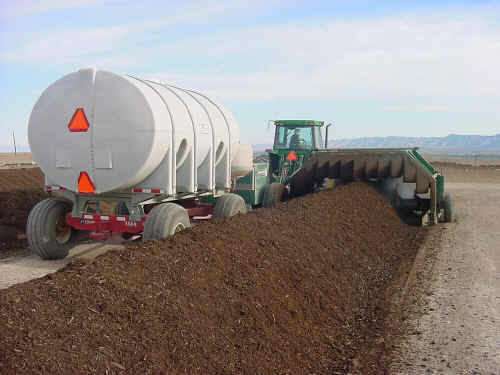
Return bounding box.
[28,68,251,195]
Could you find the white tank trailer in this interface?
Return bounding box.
[27,68,255,259]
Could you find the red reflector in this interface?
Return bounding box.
[286,150,298,161]
[68,108,89,132]
[78,172,95,193]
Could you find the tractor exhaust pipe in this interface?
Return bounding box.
[324,123,333,149]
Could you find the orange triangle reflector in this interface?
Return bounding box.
[78,172,95,194]
[286,150,298,161]
[68,108,89,132]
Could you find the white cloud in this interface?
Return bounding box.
[2,5,500,105]
[382,105,452,113]
[0,0,282,65]
[0,0,107,17]
[142,11,500,102]
[2,26,130,64]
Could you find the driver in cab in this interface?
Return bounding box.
[289,128,304,149]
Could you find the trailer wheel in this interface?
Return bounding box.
[114,202,129,215]
[263,182,285,208]
[442,193,454,223]
[26,198,76,260]
[143,203,191,241]
[213,193,247,218]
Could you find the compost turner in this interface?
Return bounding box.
[261,120,452,225]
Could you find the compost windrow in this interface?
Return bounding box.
[0,182,425,374]
[0,168,47,254]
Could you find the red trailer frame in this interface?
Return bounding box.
[65,200,214,240]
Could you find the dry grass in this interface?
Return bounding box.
[424,154,500,167]
[0,153,34,168]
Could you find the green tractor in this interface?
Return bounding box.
[234,120,453,225]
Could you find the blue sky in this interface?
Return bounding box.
[1,0,499,151]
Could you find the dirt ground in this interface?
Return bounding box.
[0,183,424,374]
[424,154,500,167]
[433,162,500,184]
[0,152,33,162]
[0,153,35,168]
[386,159,500,374]
[0,158,499,374]
[0,167,44,192]
[0,168,114,259]
[0,190,48,258]
[389,182,500,374]
[0,168,47,257]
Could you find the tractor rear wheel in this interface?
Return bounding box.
[27,198,76,260]
[263,182,285,208]
[442,193,454,223]
[213,193,247,218]
[142,203,191,241]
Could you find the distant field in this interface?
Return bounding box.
[0,153,34,168]
[424,154,500,167]
[1,152,499,169]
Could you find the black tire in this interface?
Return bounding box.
[142,203,191,242]
[442,193,454,223]
[114,202,129,216]
[26,198,76,260]
[263,182,285,208]
[213,193,247,218]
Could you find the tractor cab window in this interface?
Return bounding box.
[274,126,313,149]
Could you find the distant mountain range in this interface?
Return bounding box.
[254,134,500,154]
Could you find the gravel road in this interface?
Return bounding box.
[0,241,124,289]
[391,182,500,374]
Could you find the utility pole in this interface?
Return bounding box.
[12,131,17,155]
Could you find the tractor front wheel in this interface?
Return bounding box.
[27,198,76,260]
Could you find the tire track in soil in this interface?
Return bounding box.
[389,183,500,374]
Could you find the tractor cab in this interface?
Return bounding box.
[273,120,325,151]
[268,120,328,185]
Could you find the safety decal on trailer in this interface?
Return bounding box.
[132,188,165,194]
[198,123,210,135]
